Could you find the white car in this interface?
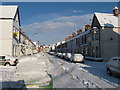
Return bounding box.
[57,53,62,57]
[48,52,54,55]
[70,54,84,63]
[65,53,72,60]
[106,57,120,76]
[61,53,66,59]
[0,55,18,66]
[53,52,57,56]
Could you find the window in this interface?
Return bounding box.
[76,38,78,45]
[80,37,82,44]
[76,38,80,45]
[13,27,16,32]
[112,59,117,61]
[0,56,5,60]
[85,48,88,55]
[95,33,99,40]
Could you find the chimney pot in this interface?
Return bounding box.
[65,36,70,40]
[85,24,91,31]
[113,6,119,16]
[72,32,76,37]
[77,29,82,35]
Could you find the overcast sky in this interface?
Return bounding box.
[3,2,118,45]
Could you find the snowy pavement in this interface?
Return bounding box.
[0,52,119,89]
[0,66,16,89]
[82,60,119,86]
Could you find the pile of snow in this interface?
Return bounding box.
[10,52,52,88]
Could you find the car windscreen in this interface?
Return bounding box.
[0,56,5,60]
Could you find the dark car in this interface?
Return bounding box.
[106,57,120,77]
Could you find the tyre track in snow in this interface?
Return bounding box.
[45,53,86,88]
[46,53,99,88]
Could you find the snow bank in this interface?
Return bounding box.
[10,52,52,88]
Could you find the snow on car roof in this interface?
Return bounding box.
[0,55,10,56]
[111,57,120,59]
[94,12,119,27]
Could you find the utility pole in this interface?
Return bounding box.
[0,1,2,5]
[37,40,40,53]
[38,40,40,47]
[33,33,38,42]
[90,19,93,25]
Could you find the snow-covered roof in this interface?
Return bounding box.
[56,42,61,46]
[0,5,18,19]
[94,12,119,27]
[113,6,118,10]
[61,40,65,44]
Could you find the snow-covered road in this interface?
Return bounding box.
[45,53,119,88]
[0,52,119,89]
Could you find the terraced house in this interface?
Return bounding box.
[0,5,36,56]
[89,7,120,61]
[56,6,120,61]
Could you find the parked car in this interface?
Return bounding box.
[48,52,54,55]
[65,53,72,60]
[106,57,120,76]
[70,54,84,63]
[61,53,66,59]
[54,52,57,56]
[57,53,62,58]
[0,55,19,66]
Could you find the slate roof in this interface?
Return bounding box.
[94,12,119,27]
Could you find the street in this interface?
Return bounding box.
[46,53,119,88]
[0,3,120,90]
[0,52,119,89]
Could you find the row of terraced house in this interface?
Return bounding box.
[55,6,120,61]
[0,5,37,57]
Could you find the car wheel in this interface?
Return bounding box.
[70,59,72,62]
[5,63,11,66]
[72,59,73,61]
[107,68,112,76]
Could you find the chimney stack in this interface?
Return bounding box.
[69,35,73,38]
[77,29,82,35]
[85,24,91,31]
[65,37,69,41]
[72,32,76,37]
[113,6,119,16]
[67,35,71,40]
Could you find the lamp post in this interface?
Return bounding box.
[33,32,38,42]
[0,1,2,5]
